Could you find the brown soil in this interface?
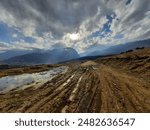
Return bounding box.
[81,60,98,67]
[0,64,57,78]
[0,48,150,113]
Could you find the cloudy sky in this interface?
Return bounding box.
[0,0,150,54]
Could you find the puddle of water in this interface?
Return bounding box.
[0,66,68,92]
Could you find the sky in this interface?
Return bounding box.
[0,0,150,54]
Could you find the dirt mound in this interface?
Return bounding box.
[81,61,98,67]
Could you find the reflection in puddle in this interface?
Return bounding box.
[0,66,68,92]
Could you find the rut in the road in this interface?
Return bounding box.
[0,64,150,113]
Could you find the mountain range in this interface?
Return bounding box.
[1,48,80,65]
[0,38,149,65]
[84,39,150,56]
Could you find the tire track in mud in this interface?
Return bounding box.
[0,63,150,113]
[25,72,78,112]
[97,65,150,112]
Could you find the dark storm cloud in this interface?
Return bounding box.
[0,0,102,37]
[122,0,150,25]
[0,0,150,53]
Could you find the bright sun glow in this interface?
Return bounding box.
[69,33,79,41]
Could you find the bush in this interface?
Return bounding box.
[136,47,144,50]
[126,49,133,53]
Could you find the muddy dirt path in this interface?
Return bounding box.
[0,63,150,113]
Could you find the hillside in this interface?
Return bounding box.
[96,48,150,82]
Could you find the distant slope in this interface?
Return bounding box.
[0,49,35,61]
[2,48,80,65]
[88,39,150,56]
